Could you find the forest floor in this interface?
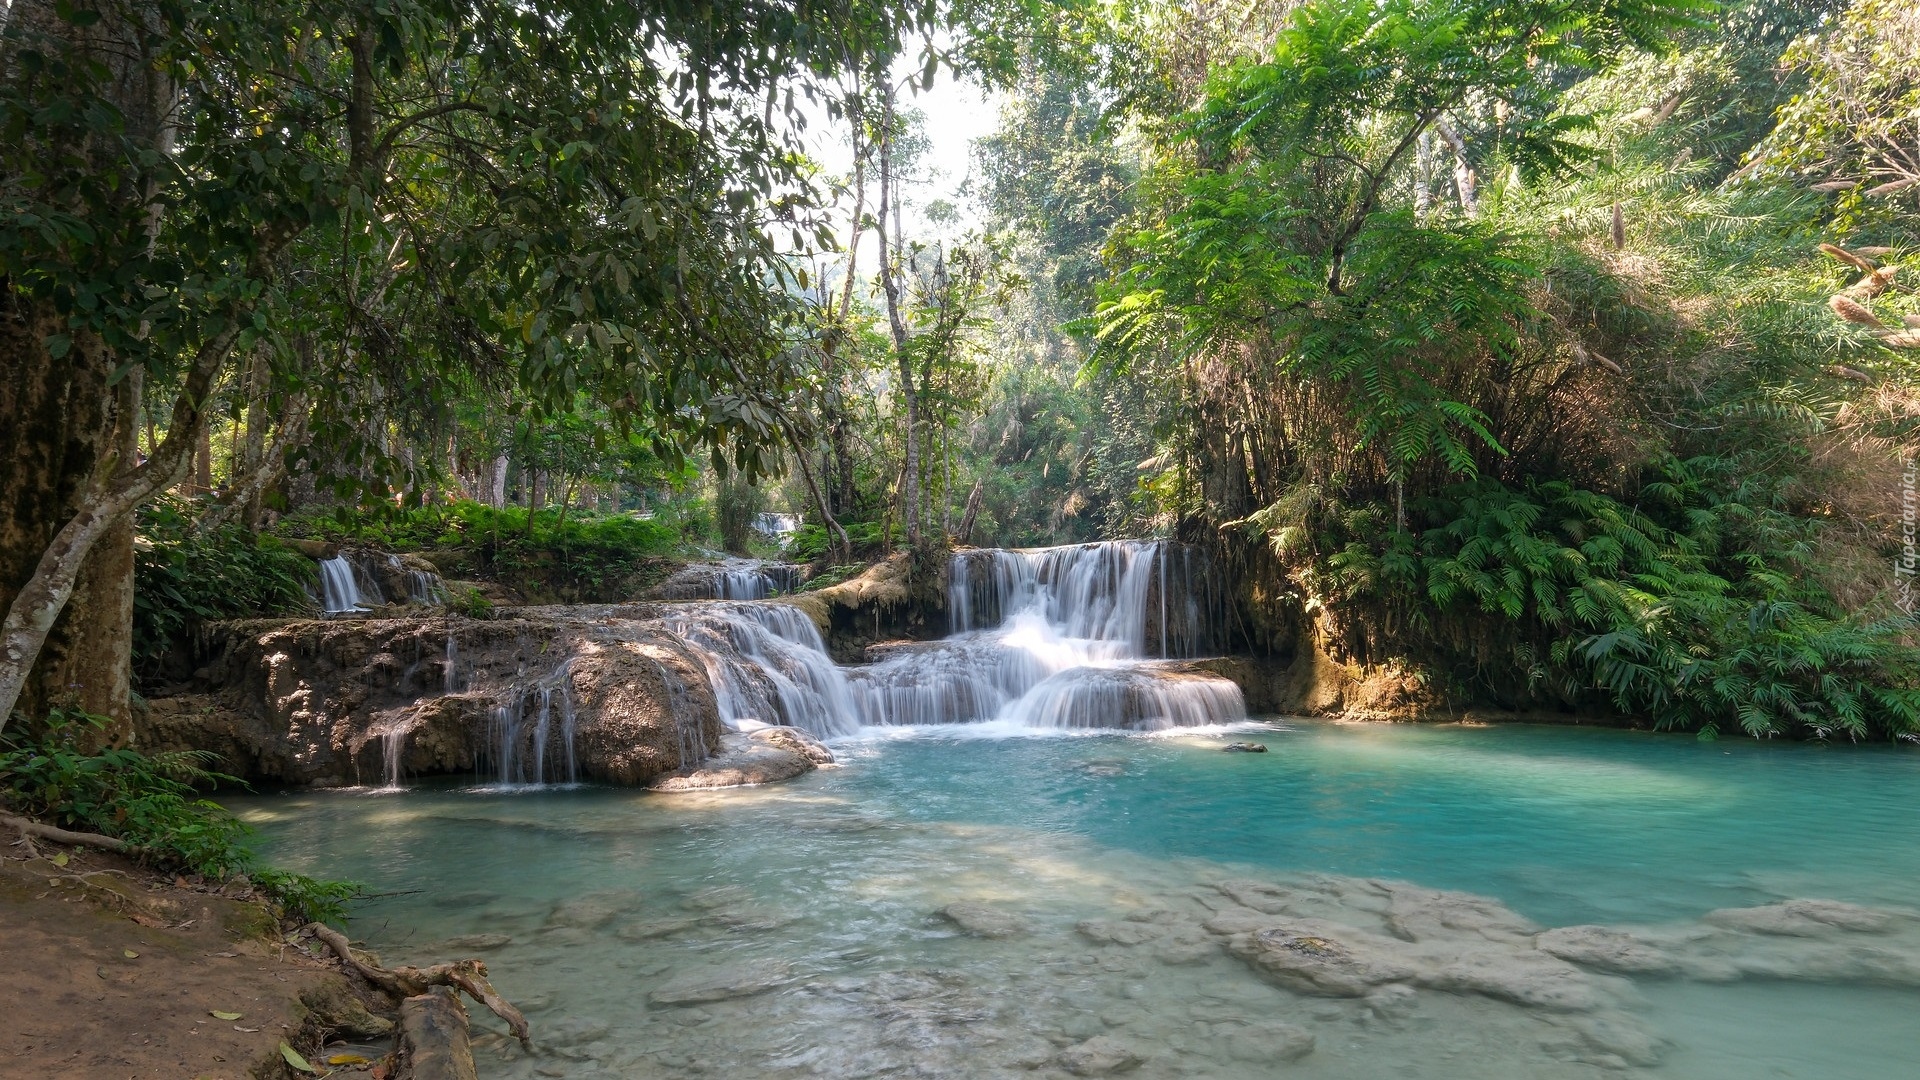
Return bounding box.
[0,841,379,1080]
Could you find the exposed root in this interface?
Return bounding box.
[305,922,530,1047]
[1,813,134,852]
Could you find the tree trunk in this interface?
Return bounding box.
[490,454,508,508]
[239,350,270,526]
[193,418,214,495]
[0,0,179,736]
[875,81,920,549]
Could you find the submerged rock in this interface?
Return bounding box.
[1057,1035,1144,1076]
[646,959,793,1005]
[1223,1020,1315,1063]
[940,902,1032,939]
[1222,742,1267,753]
[1702,898,1908,937]
[1229,922,1418,996]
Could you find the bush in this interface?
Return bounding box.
[277,499,703,599]
[788,520,903,562]
[134,499,315,682]
[0,712,357,923]
[1304,459,1920,740]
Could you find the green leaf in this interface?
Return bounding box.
[279,1042,319,1074]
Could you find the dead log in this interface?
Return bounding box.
[306,922,530,1047]
[399,987,479,1080]
[1,813,134,852]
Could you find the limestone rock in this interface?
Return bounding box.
[940,902,1031,939]
[1228,922,1417,997]
[648,731,816,791]
[1424,948,1604,1011]
[1535,925,1681,975]
[1224,1021,1315,1063]
[1704,899,1907,937]
[647,960,793,1005]
[548,890,644,929]
[1077,919,1167,946]
[1057,1035,1144,1076]
[1382,883,1537,945]
[442,933,512,951]
[752,724,836,764]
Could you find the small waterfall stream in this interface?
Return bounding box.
[658,539,1243,738]
[356,540,1242,790]
[317,555,381,614]
[488,659,581,786]
[851,541,1243,731]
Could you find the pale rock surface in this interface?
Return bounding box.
[647,959,794,1005]
[941,902,1032,939]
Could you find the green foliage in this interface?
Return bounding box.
[1096,0,1711,481]
[0,712,358,923]
[1750,0,1920,226]
[133,500,314,681]
[789,520,903,563]
[280,499,700,602]
[1296,462,1920,739]
[448,586,495,620]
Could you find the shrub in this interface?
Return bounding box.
[0,712,358,923]
[1305,459,1920,739]
[134,499,315,682]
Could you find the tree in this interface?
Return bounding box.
[0,0,931,733]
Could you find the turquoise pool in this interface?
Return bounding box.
[234,720,1920,1079]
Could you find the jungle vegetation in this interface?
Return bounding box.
[3,0,1917,742]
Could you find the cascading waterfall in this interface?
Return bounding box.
[361,540,1242,792]
[659,540,1243,737]
[317,555,380,615]
[489,660,581,786]
[388,553,449,605]
[751,512,802,546]
[853,540,1244,731]
[716,562,802,600]
[658,603,863,739]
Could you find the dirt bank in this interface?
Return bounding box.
[0,840,392,1079]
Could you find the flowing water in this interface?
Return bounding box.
[234,723,1920,1080]
[235,541,1920,1078]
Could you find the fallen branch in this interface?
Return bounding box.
[306,922,530,1046]
[1,813,134,852]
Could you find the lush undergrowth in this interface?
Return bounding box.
[1277,457,1920,740]
[133,500,316,682]
[787,519,904,563]
[275,499,715,602]
[0,713,357,923]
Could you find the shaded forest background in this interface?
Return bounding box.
[3,0,1917,741]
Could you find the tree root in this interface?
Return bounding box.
[1,813,133,852]
[305,922,530,1047]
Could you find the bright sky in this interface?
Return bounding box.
[794,57,1003,252]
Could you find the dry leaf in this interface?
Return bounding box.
[211,1010,243,1021]
[326,1054,371,1066]
[123,949,139,959]
[52,852,69,866]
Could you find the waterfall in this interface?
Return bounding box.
[658,603,863,739]
[752,512,802,546]
[650,541,1241,737]
[857,540,1243,731]
[489,660,580,786]
[378,724,408,789]
[388,553,448,605]
[716,562,802,600]
[318,555,381,615]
